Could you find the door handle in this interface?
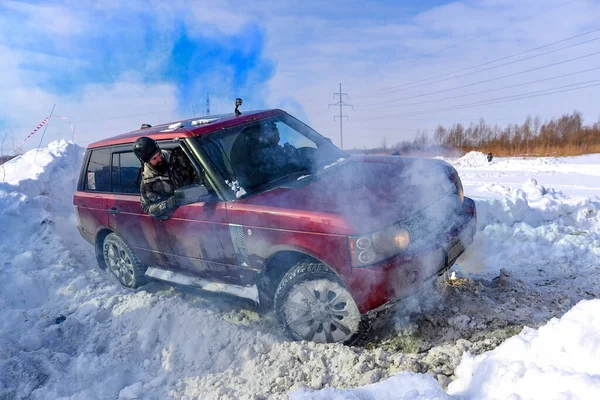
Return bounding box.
[108,208,120,215]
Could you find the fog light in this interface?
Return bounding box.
[358,250,376,264]
[356,236,372,250]
[407,269,420,286]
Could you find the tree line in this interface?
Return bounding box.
[357,111,600,156]
[432,111,600,156]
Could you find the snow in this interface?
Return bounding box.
[291,373,450,400]
[2,144,600,399]
[451,151,490,168]
[294,299,600,399]
[225,179,247,198]
[324,157,347,169]
[448,299,600,399]
[191,118,219,126]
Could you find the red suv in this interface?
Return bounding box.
[74,109,476,344]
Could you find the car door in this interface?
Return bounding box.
[157,201,246,282]
[153,142,252,285]
[105,146,168,268]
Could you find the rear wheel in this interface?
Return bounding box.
[103,233,148,288]
[274,262,365,344]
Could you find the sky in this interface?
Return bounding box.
[1,0,600,151]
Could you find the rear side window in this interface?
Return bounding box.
[85,149,110,192]
[112,152,141,194]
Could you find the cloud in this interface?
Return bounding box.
[260,0,600,148]
[0,0,274,149]
[2,0,600,151]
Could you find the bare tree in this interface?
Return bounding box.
[381,137,388,151]
[434,125,447,146]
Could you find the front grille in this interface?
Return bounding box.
[401,195,461,249]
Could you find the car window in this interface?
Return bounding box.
[85,148,110,192]
[276,121,317,149]
[111,153,120,192]
[111,152,141,194]
[198,114,347,195]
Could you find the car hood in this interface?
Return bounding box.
[232,157,459,234]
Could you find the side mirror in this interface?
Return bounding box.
[174,184,210,205]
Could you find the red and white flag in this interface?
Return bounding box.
[14,116,51,151]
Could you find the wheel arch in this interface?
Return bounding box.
[94,228,113,270]
[259,249,333,305]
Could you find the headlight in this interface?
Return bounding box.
[456,176,464,203]
[373,225,411,253]
[449,167,464,203]
[349,224,411,267]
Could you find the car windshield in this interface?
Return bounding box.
[197,113,348,196]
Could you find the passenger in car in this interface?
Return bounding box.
[133,137,200,217]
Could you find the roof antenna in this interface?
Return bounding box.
[235,98,243,116]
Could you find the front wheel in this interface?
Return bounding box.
[274,262,365,344]
[103,233,148,288]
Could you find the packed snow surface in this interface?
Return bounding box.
[294,299,600,399]
[2,145,600,399]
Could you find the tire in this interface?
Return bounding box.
[102,233,148,288]
[274,261,367,344]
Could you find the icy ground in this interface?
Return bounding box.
[1,144,600,399]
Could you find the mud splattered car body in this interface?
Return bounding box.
[74,109,476,343]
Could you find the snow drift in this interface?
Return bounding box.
[292,299,600,399]
[2,141,600,399]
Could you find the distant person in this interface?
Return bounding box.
[133,136,199,217]
[487,152,493,163]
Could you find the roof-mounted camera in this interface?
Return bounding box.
[235,98,243,116]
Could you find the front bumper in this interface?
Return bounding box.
[343,197,477,315]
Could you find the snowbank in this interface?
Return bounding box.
[292,299,600,399]
[473,178,599,229]
[449,299,600,398]
[291,372,450,400]
[2,141,600,399]
[0,141,282,399]
[452,151,489,168]
[457,178,600,289]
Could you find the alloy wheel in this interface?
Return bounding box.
[104,242,135,287]
[284,279,361,343]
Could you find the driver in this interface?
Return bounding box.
[231,122,309,189]
[257,122,303,168]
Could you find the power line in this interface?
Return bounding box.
[355,50,600,107]
[354,25,599,98]
[328,83,353,150]
[376,35,600,96]
[356,80,600,120]
[411,0,579,60]
[356,66,600,110]
[352,0,581,98]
